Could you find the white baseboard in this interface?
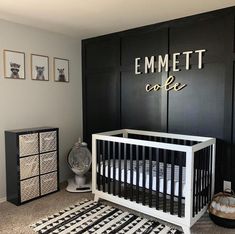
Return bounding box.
[0,197,6,203]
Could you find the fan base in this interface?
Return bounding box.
[66,177,91,193]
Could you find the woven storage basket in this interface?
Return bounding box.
[40,131,57,153]
[208,189,235,228]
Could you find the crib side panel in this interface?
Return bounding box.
[93,134,188,218]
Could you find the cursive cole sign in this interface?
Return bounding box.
[134,49,206,92]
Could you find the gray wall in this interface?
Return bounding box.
[0,20,82,201]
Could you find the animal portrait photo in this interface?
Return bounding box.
[31,54,49,81]
[54,57,69,82]
[4,50,25,79]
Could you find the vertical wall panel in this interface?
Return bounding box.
[85,71,120,147]
[83,38,121,147]
[121,29,168,131]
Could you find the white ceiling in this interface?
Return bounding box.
[0,0,234,39]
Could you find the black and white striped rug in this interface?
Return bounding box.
[31,200,183,234]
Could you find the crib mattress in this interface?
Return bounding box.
[99,160,206,197]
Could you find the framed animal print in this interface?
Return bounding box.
[4,50,25,79]
[31,54,49,81]
[54,57,69,82]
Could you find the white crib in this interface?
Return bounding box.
[92,129,216,233]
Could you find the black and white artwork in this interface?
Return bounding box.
[31,54,49,81]
[4,50,25,79]
[54,58,69,82]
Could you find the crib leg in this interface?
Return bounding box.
[181,225,191,234]
[94,194,99,202]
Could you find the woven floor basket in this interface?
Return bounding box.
[208,189,235,228]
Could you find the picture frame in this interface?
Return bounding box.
[4,50,25,79]
[54,57,69,82]
[31,54,49,81]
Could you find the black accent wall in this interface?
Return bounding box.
[82,6,235,192]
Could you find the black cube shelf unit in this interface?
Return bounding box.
[5,127,59,205]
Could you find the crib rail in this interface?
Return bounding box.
[92,129,215,229]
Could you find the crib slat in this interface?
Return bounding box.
[193,157,196,217]
[102,141,106,192]
[118,142,121,197]
[199,150,203,209]
[136,145,140,203]
[209,145,213,199]
[198,150,202,210]
[163,149,167,212]
[193,150,198,217]
[170,143,175,215]
[149,147,153,208]
[209,145,212,201]
[156,148,160,210]
[203,148,206,206]
[202,148,206,207]
[97,140,101,191]
[107,141,111,194]
[142,146,146,206]
[204,148,207,205]
[207,147,210,203]
[178,151,183,217]
[113,142,116,196]
[206,147,209,203]
[196,151,200,214]
[154,136,157,142]
[202,149,205,208]
[206,147,209,204]
[130,145,133,201]
[124,143,127,199]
